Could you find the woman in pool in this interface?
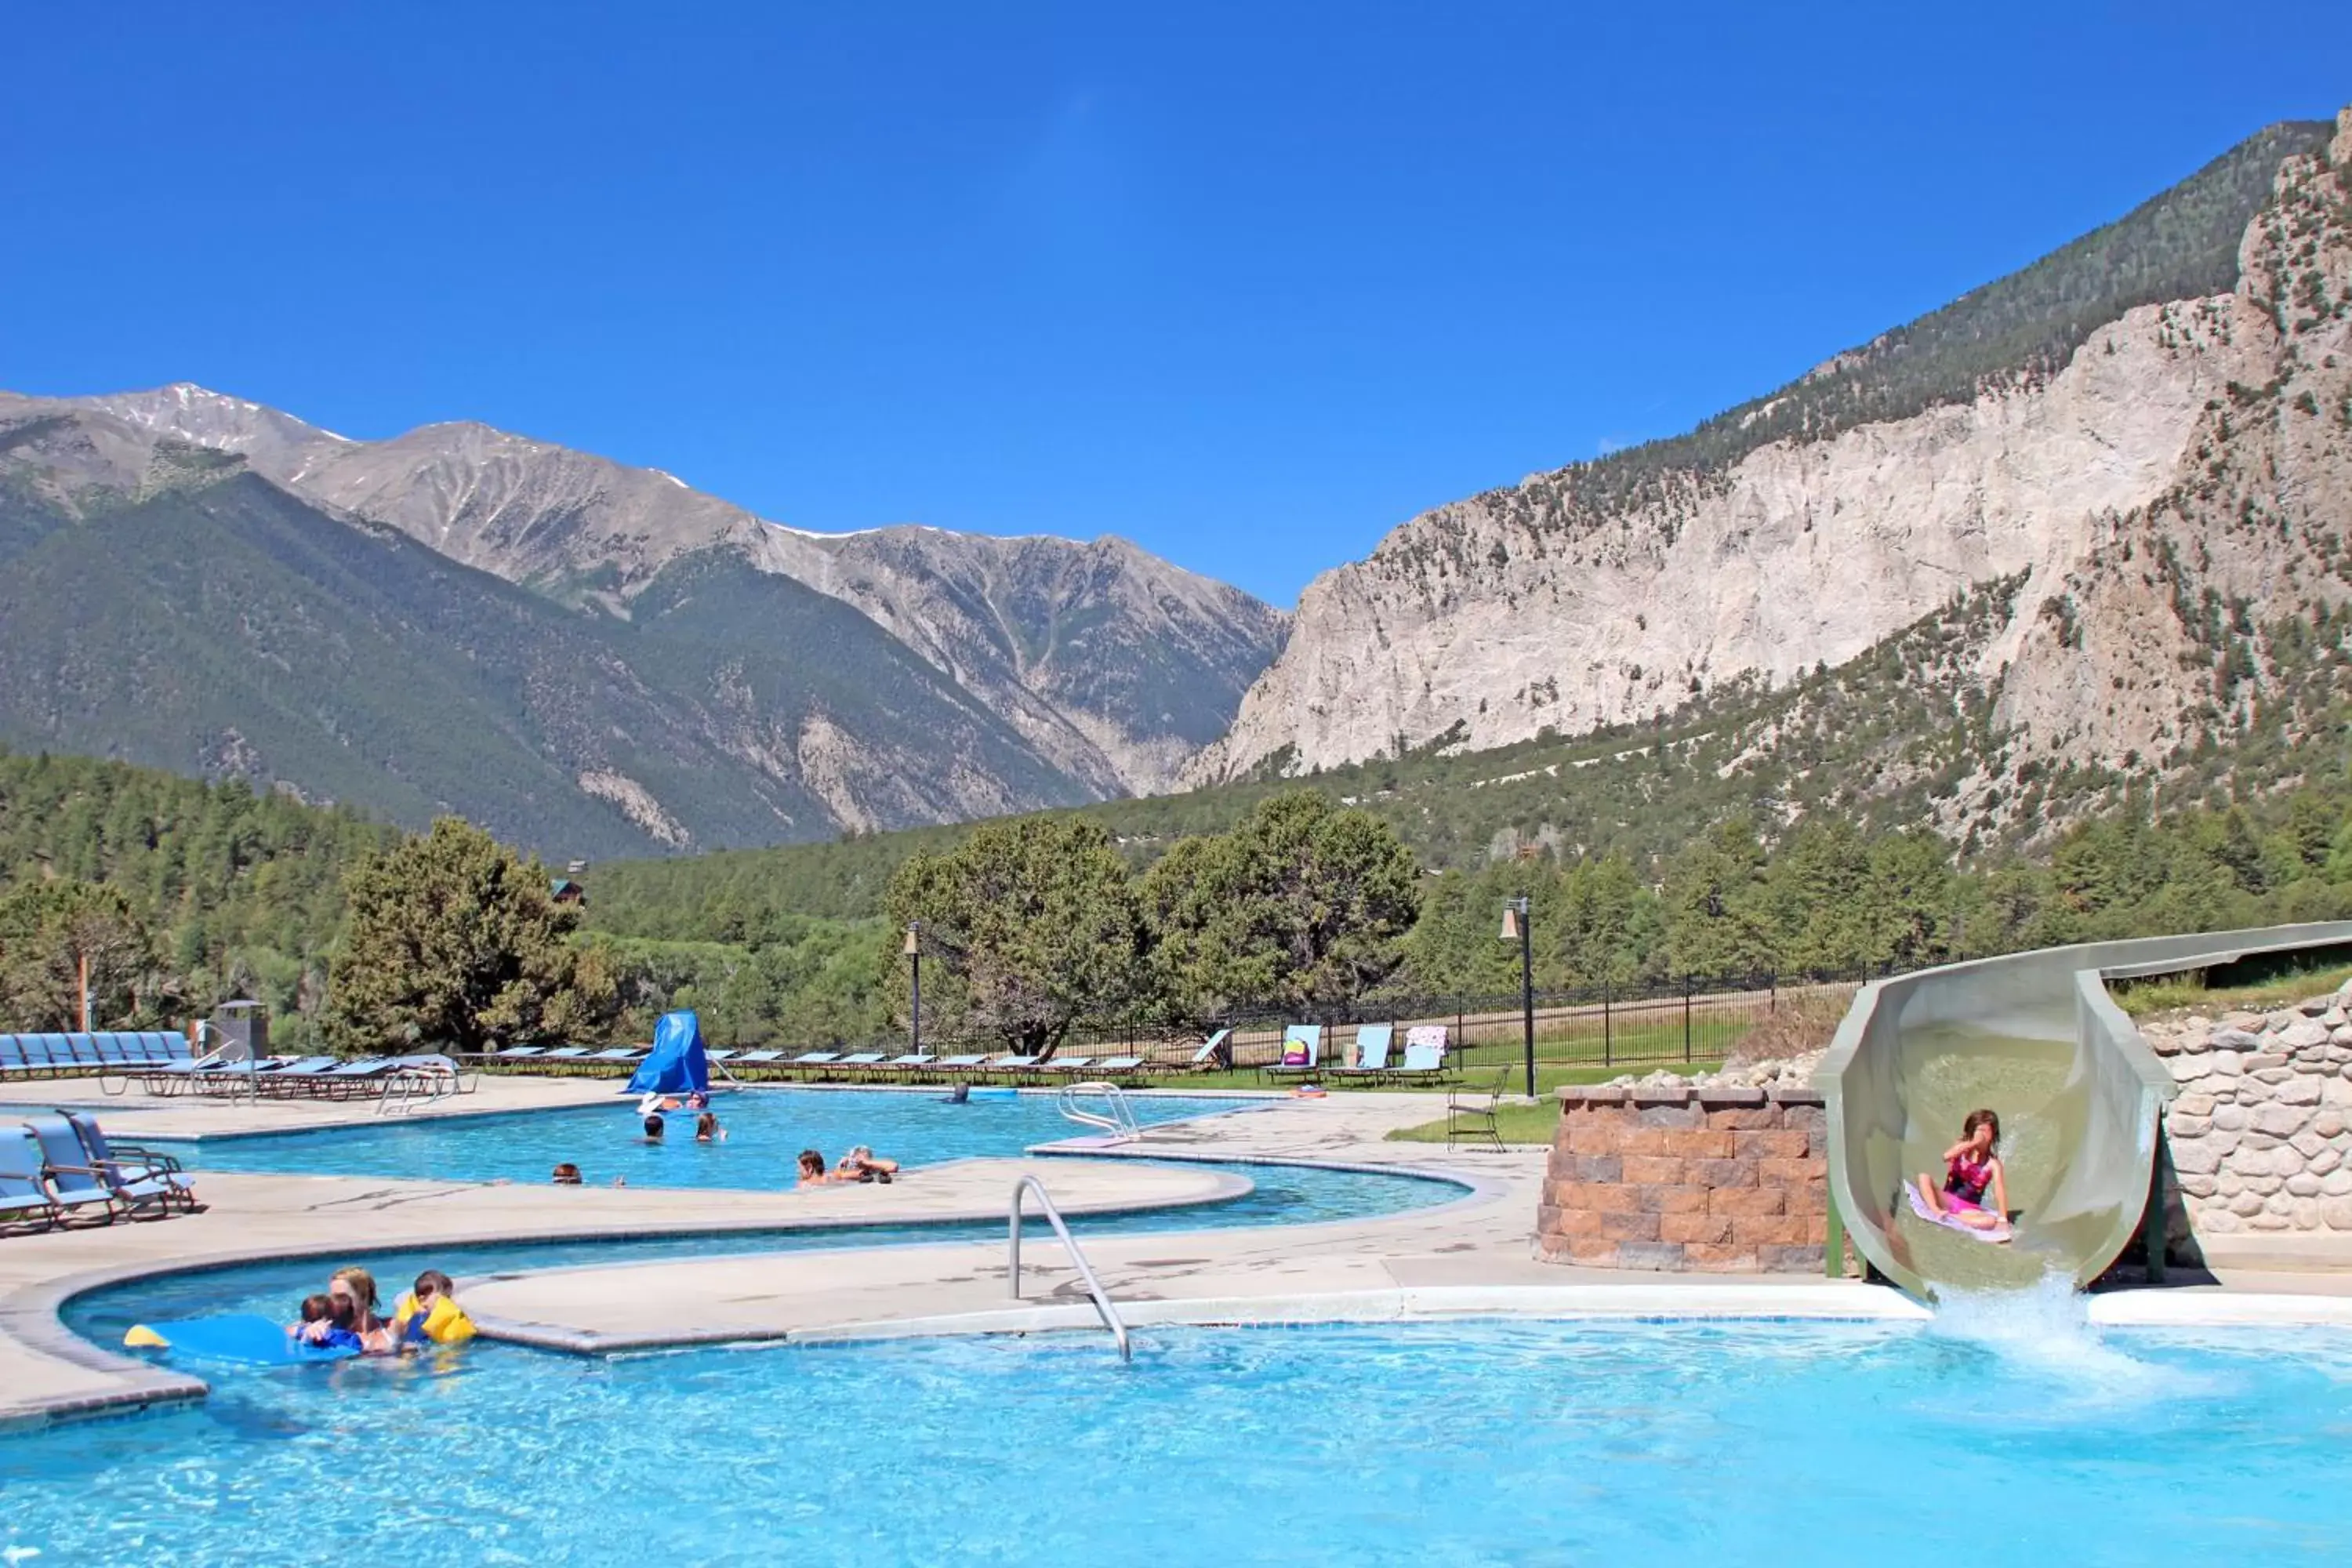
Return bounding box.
[327,1266,401,1353]
[1917,1109,2010,1235]
[695,1112,726,1143]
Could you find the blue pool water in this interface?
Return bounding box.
[6,1312,2348,1565]
[59,1158,1462,1348]
[152,1088,1244,1188]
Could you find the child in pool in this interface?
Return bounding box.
[1917,1109,2010,1234]
[695,1112,726,1142]
[293,1293,365,1352]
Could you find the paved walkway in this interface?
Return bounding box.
[0,1155,1233,1426]
[1,1071,621,1137]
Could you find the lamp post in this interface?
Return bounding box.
[1499,896,1535,1098]
[902,921,922,1056]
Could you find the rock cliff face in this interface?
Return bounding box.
[21,387,1287,796]
[1191,112,2350,802]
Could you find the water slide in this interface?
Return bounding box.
[1817,921,2352,1298]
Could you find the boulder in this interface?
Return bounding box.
[2277,1019,2332,1051]
[2277,1076,2321,1106]
[2172,1092,2216,1117]
[2210,1029,2265,1051]
[2212,1104,2249,1132]
[2288,1173,2324,1198]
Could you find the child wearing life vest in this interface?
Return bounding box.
[1917,1109,2010,1235]
[393,1269,478,1345]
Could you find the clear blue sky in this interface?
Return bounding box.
[2,4,2342,605]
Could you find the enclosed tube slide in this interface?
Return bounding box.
[1816,922,2352,1299]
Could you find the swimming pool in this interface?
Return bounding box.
[6,1312,2346,1565]
[58,1157,1465,1351]
[151,1088,1246,1189]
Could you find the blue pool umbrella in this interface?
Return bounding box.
[625,1011,710,1097]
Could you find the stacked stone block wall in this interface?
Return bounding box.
[2150,985,2352,1245]
[1537,1085,1830,1272]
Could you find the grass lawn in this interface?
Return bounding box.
[1379,1061,1722,1146]
[2112,960,2352,1019]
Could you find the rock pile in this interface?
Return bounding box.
[1601,1047,1826,1095]
[2143,983,2352,1236]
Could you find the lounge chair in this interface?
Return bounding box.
[1388,1037,1448,1085]
[1091,1054,1146,1080]
[252,1057,339,1097]
[58,1110,200,1214]
[0,1127,61,1232]
[1185,1029,1233,1072]
[1332,1024,1395,1083]
[1042,1055,1095,1075]
[837,1051,888,1069]
[704,1049,739,1064]
[933,1054,991,1076]
[583,1047,644,1065]
[489,1045,549,1061]
[0,1036,31,1079]
[19,1116,132,1225]
[985,1054,1043,1082]
[318,1058,395,1099]
[1263,1025,1324,1082]
[884,1053,937,1075]
[542,1046,593,1062]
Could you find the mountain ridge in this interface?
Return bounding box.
[24,383,1287,797]
[1191,110,2348,793]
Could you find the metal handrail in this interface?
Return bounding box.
[1054,1080,1141,1142]
[1008,1175,1131,1362]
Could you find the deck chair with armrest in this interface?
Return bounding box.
[19,1116,130,1225]
[1445,1067,1512,1151]
[0,1127,63,1232]
[58,1110,200,1214]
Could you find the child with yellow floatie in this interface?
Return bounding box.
[392,1269,478,1345]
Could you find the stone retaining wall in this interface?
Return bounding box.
[2147,985,2352,1246]
[1537,1085,1830,1272]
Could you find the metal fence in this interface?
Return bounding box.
[887,970,1872,1075]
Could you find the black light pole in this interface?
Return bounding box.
[1501,896,1535,1098]
[903,921,922,1056]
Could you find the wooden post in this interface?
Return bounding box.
[78,952,90,1033]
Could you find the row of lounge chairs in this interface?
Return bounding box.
[1,1110,201,1233]
[472,1042,1164,1085]
[129,1053,476,1102]
[1259,1023,1455,1085]
[466,1022,1459,1087]
[0,1032,196,1080]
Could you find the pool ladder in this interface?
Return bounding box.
[1008,1175,1131,1362]
[1054,1080,1141,1144]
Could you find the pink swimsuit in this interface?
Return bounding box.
[1944,1151,1992,1209]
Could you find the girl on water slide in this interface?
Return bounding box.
[1916,1109,2010,1235]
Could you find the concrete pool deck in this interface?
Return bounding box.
[7,1083,2352,1428]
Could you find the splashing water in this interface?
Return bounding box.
[1924,1266,2196,1406]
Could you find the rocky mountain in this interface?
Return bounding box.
[24,386,1285,796]
[1191,111,2352,831]
[0,427,1103,856]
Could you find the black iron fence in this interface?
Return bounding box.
[883,969,1873,1076]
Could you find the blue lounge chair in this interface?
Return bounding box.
[318,1058,394,1099]
[1389,1036,1447,1084]
[884,1053,936,1073]
[985,1054,1043,1082]
[0,1036,27,1078]
[20,1115,129,1225]
[584,1047,644,1064]
[934,1054,991,1075]
[491,1045,549,1060]
[1265,1025,1323,1081]
[543,1047,593,1061]
[58,1110,198,1215]
[1185,1029,1233,1072]
[1092,1054,1145,1078]
[1043,1055,1095,1075]
[1333,1024,1396,1083]
[0,1127,60,1231]
[835,1052,888,1072]
[257,1057,343,1096]
[704,1049,739,1064]
[732,1049,786,1068]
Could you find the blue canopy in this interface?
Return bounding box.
[625,1011,710,1096]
